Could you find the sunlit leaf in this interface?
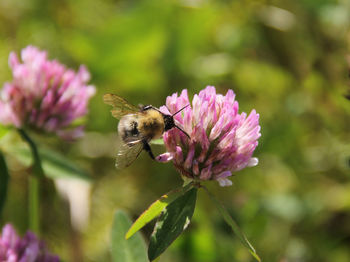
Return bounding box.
[203,186,261,262]
[0,151,9,216]
[0,125,10,140]
[148,187,197,261]
[111,210,148,262]
[125,182,193,239]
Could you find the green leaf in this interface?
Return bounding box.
[10,145,91,181]
[148,187,197,261]
[0,151,9,216]
[111,210,148,262]
[0,125,10,140]
[203,186,261,262]
[125,183,193,239]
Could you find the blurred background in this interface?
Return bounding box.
[0,0,350,261]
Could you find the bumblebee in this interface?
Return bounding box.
[103,94,190,169]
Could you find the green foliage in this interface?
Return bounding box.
[9,141,91,181]
[0,0,349,261]
[150,139,164,145]
[0,151,9,217]
[203,186,261,262]
[148,187,197,261]
[17,129,45,179]
[126,183,193,239]
[111,210,148,262]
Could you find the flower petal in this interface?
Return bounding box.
[247,157,259,167]
[159,86,260,184]
[156,153,174,162]
[0,46,95,139]
[217,178,233,187]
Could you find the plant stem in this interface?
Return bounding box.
[18,129,43,234]
[17,129,44,178]
[202,185,261,262]
[29,175,39,233]
[0,150,10,219]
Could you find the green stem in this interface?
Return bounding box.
[17,129,42,234]
[29,175,39,233]
[0,150,10,218]
[18,129,44,178]
[202,186,261,262]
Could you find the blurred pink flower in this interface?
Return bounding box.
[0,224,59,262]
[0,46,96,139]
[157,86,261,187]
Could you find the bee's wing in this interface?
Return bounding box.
[115,139,144,169]
[103,94,140,119]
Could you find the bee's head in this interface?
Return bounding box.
[163,114,175,131]
[163,105,190,139]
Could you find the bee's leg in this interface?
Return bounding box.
[142,140,155,160]
[141,105,153,111]
[142,105,161,112]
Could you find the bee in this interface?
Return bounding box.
[103,94,190,169]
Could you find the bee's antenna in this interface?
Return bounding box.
[172,104,190,117]
[168,104,191,139]
[175,125,190,139]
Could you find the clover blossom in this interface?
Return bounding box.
[0,46,96,139]
[157,86,261,187]
[0,224,59,262]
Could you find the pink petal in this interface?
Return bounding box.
[217,178,233,187]
[156,153,173,162]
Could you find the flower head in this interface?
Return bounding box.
[0,224,59,262]
[0,45,96,139]
[157,86,261,186]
